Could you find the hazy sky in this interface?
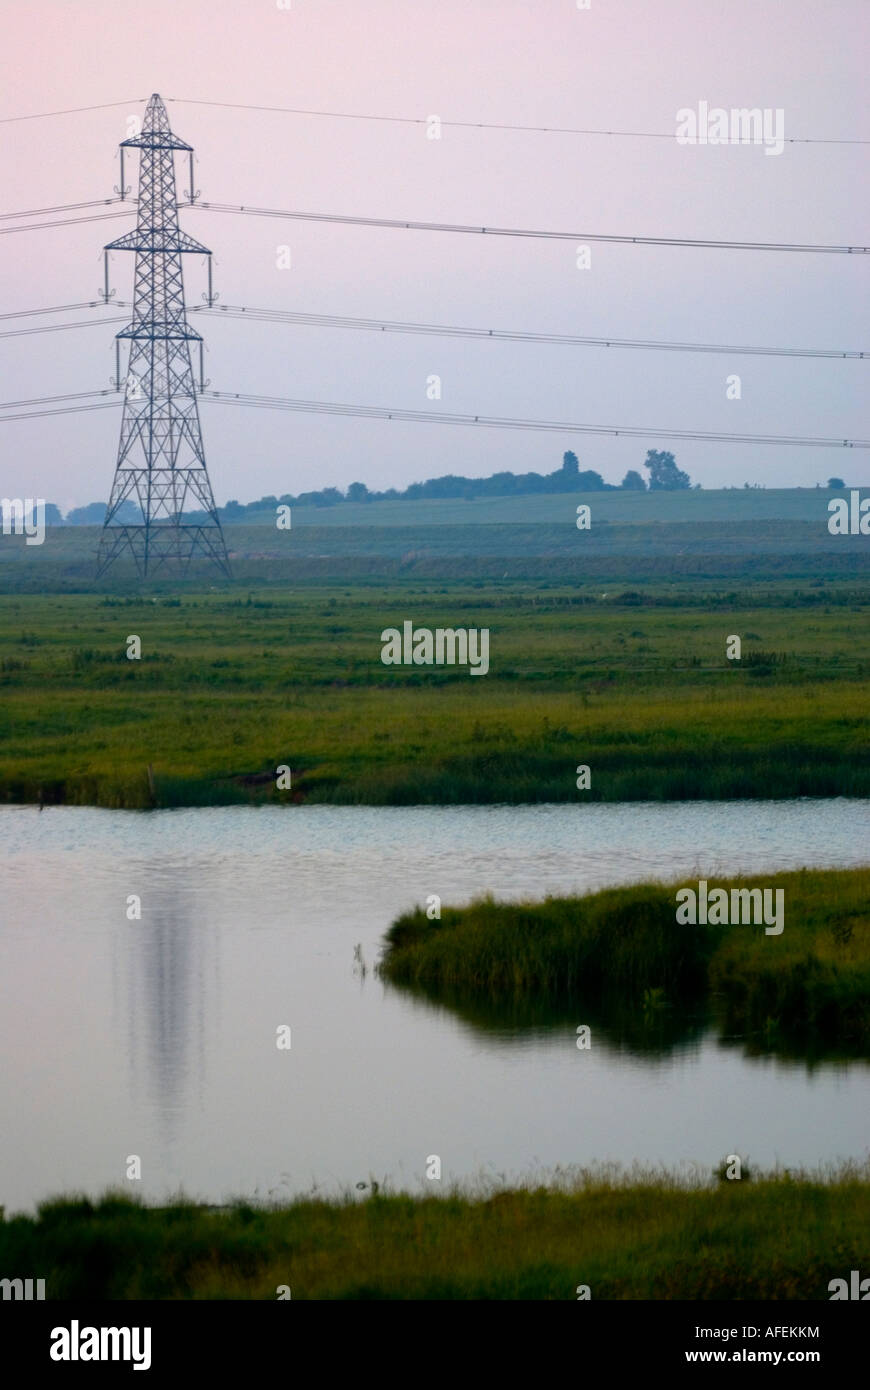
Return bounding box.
[1,0,867,509]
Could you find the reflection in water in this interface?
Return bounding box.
[715,1031,870,1071]
[381,978,870,1070]
[113,885,219,1141]
[381,980,711,1061]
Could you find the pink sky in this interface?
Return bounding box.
[1,0,868,507]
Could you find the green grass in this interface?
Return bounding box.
[1,1168,866,1299]
[0,580,867,806]
[380,868,870,1055]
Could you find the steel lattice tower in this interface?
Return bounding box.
[96,94,230,578]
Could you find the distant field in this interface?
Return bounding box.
[237,486,865,527]
[0,580,867,807]
[0,512,867,594]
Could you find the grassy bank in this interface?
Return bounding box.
[2,1168,867,1299]
[381,868,870,1054]
[0,583,868,807]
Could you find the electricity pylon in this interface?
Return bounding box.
[96,93,230,578]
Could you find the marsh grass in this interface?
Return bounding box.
[0,583,867,807]
[2,1164,866,1299]
[380,869,870,1053]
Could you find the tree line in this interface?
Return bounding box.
[39,453,851,525]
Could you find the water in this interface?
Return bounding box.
[1,800,867,1212]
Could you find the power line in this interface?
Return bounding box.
[2,385,864,446]
[0,401,121,422]
[0,197,124,221]
[2,196,864,255]
[0,300,114,320]
[165,97,870,146]
[192,303,867,361]
[3,299,862,360]
[189,201,870,255]
[0,210,132,235]
[201,390,868,448]
[0,316,129,339]
[0,99,144,124]
[0,94,865,146]
[0,389,119,409]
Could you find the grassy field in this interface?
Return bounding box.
[380,868,870,1056]
[2,1169,866,1299]
[0,579,867,806]
[1,490,867,807]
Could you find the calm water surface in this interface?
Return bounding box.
[1,800,867,1212]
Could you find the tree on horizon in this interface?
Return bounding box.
[620,470,647,491]
[644,450,692,491]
